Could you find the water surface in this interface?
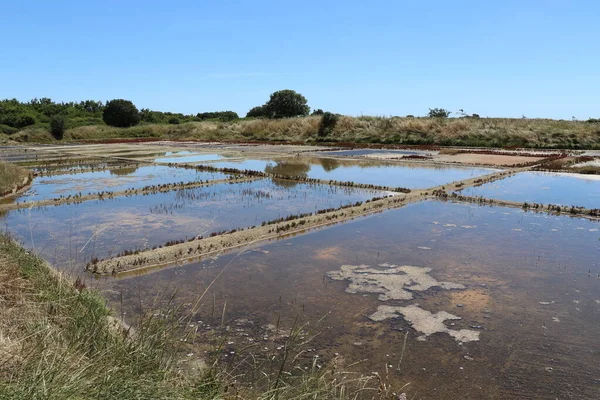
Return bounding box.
[18,165,228,201]
[209,158,496,189]
[100,201,600,399]
[3,179,384,266]
[458,171,600,208]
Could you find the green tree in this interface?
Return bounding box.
[246,105,267,118]
[49,115,65,140]
[427,108,451,118]
[264,90,310,119]
[102,99,140,127]
[318,112,339,137]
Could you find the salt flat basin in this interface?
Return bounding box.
[458,171,600,208]
[319,149,434,157]
[207,157,497,189]
[2,178,385,266]
[154,152,227,163]
[100,200,600,400]
[16,166,229,202]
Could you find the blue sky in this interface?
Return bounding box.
[1,1,598,119]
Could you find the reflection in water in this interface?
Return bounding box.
[108,166,139,176]
[2,179,383,266]
[319,157,340,172]
[264,160,311,187]
[212,157,496,188]
[101,201,600,399]
[16,166,227,202]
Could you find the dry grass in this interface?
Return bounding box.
[4,116,599,149]
[0,161,31,197]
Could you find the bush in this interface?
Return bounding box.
[264,89,310,119]
[168,117,180,125]
[246,105,267,118]
[312,109,324,116]
[318,112,339,137]
[428,108,451,118]
[0,123,17,135]
[49,115,65,140]
[0,113,37,128]
[102,99,140,127]
[196,111,239,121]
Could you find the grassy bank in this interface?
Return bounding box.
[0,233,223,399]
[4,116,600,149]
[0,161,31,197]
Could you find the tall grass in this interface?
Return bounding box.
[5,116,599,149]
[0,161,31,196]
[0,233,222,399]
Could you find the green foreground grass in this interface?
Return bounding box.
[4,116,600,149]
[0,234,394,400]
[0,233,222,399]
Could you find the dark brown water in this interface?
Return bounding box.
[99,201,600,399]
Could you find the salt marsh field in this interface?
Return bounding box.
[1,142,598,399]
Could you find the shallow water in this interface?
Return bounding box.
[458,171,600,208]
[154,153,227,163]
[100,201,600,399]
[209,158,496,188]
[18,165,228,201]
[320,149,433,157]
[29,161,132,174]
[2,179,384,266]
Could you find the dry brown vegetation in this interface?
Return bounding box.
[0,161,31,197]
[5,116,600,149]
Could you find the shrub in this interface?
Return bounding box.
[264,89,310,119]
[312,108,324,116]
[49,115,65,140]
[428,108,451,118]
[168,117,180,125]
[0,123,17,134]
[246,105,267,118]
[318,112,339,137]
[0,113,37,128]
[196,111,239,121]
[102,99,140,127]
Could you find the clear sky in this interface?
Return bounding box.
[1,1,598,119]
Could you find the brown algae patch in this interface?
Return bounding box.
[369,305,480,342]
[327,264,465,301]
[313,246,343,261]
[447,289,491,314]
